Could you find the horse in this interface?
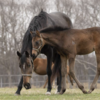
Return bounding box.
[15,10,73,95]
[30,26,100,94]
[17,51,73,90]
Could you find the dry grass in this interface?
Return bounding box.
[0,87,100,100]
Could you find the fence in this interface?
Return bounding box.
[0,72,100,89]
[0,73,47,88]
[0,57,100,89]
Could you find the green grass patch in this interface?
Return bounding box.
[0,87,100,100]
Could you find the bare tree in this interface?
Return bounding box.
[54,0,100,82]
[0,0,30,86]
[27,0,48,15]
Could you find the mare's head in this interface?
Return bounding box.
[17,51,33,89]
[30,31,44,59]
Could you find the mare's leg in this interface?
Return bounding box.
[53,54,61,93]
[68,55,87,94]
[46,49,53,94]
[43,78,48,88]
[49,53,62,94]
[88,51,100,93]
[60,57,67,94]
[57,77,60,87]
[15,76,23,95]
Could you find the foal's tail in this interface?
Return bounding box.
[50,54,61,84]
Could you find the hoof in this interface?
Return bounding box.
[14,93,20,96]
[43,86,46,88]
[83,90,88,94]
[45,92,51,95]
[59,89,66,94]
[87,90,92,94]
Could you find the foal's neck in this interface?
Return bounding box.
[41,32,60,47]
[41,31,70,56]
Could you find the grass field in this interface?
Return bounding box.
[0,87,100,100]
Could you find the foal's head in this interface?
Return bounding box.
[17,51,33,89]
[30,31,44,58]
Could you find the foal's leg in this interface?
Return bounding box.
[43,78,48,88]
[67,66,73,85]
[60,57,67,94]
[88,52,100,93]
[68,74,74,85]
[15,76,23,95]
[55,54,61,93]
[68,55,87,94]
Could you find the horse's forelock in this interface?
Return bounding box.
[21,53,26,65]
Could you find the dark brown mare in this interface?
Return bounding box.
[31,27,100,94]
[15,10,73,95]
[17,51,73,91]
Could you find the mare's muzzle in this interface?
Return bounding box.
[24,83,31,89]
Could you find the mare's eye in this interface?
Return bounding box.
[28,64,31,67]
[19,63,21,68]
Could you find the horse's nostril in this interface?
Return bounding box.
[25,85,28,89]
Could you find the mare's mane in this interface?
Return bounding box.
[21,10,50,54]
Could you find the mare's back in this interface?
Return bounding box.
[47,12,73,28]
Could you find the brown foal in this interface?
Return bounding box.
[31,27,100,94]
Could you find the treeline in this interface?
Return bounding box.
[0,0,100,87]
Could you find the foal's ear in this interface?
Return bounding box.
[17,51,21,58]
[30,31,33,37]
[25,51,29,57]
[36,31,40,37]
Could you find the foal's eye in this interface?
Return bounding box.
[35,41,39,45]
[30,31,33,34]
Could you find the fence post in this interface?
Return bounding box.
[1,78,2,87]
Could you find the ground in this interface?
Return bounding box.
[0,87,100,100]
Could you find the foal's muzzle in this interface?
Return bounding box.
[24,83,31,89]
